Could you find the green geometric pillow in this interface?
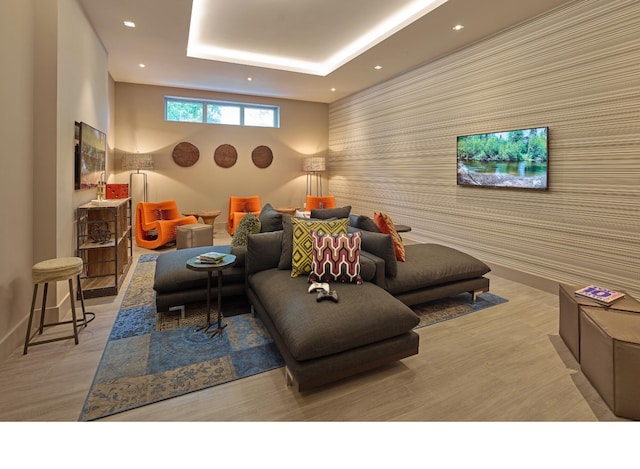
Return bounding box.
[290,217,349,277]
[231,213,261,247]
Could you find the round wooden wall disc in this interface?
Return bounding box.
[252,145,273,168]
[172,142,199,167]
[214,144,238,168]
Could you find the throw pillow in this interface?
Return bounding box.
[349,227,398,277]
[310,206,351,220]
[373,212,406,262]
[349,214,380,233]
[231,213,261,247]
[309,231,362,284]
[258,203,283,232]
[290,217,349,277]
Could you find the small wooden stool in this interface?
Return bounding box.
[23,257,93,354]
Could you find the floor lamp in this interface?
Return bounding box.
[303,157,326,196]
[122,153,154,202]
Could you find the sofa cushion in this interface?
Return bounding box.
[384,243,491,295]
[259,203,283,232]
[349,214,380,233]
[309,230,362,284]
[310,205,351,220]
[248,270,419,361]
[231,213,261,247]
[291,217,349,277]
[374,212,406,262]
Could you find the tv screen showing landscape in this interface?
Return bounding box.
[457,126,548,190]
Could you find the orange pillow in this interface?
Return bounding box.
[373,212,406,262]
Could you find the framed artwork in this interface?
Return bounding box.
[75,121,106,189]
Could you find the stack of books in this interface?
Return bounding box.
[575,285,625,306]
[196,252,228,264]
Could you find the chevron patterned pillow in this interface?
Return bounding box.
[309,231,362,284]
[290,217,349,277]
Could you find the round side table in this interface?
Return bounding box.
[185,252,236,338]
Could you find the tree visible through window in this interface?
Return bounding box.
[165,97,279,128]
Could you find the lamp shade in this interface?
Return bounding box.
[122,153,154,171]
[302,156,326,172]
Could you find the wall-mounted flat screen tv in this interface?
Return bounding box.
[457,126,548,190]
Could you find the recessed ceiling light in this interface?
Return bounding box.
[331,88,337,92]
[124,20,136,28]
[374,65,383,70]
[247,77,252,81]
[453,24,464,31]
[138,63,146,68]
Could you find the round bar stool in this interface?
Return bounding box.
[23,257,94,354]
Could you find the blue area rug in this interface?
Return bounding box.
[80,254,507,420]
[79,254,284,421]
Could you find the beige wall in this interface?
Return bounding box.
[0,0,110,362]
[328,0,640,298]
[0,0,36,361]
[113,83,328,228]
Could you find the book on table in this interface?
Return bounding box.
[575,285,625,306]
[196,251,228,264]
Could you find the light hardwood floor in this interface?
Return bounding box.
[0,228,623,423]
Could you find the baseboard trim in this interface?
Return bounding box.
[487,262,558,295]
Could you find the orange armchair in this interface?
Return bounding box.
[135,200,198,249]
[306,195,336,210]
[227,195,262,235]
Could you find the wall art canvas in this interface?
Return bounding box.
[75,121,106,189]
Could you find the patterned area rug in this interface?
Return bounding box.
[412,292,508,329]
[79,254,284,421]
[79,254,507,420]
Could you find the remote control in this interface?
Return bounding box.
[308,282,330,294]
[316,290,339,303]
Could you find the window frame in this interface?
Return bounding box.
[165,96,280,128]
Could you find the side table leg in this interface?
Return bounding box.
[207,270,227,338]
[196,271,213,333]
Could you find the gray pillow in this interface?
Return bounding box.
[259,203,283,232]
[349,214,380,232]
[349,227,398,277]
[278,214,294,269]
[310,205,351,220]
[231,213,261,247]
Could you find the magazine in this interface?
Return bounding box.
[575,285,625,306]
[196,251,228,264]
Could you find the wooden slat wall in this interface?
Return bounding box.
[328,0,640,298]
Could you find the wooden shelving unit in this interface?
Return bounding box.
[76,198,132,298]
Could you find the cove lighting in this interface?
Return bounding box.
[187,0,448,76]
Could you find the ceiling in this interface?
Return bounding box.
[78,0,573,104]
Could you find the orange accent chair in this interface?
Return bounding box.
[135,200,198,249]
[306,195,336,210]
[227,195,262,235]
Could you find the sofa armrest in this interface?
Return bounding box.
[361,250,385,288]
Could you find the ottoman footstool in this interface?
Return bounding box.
[176,223,213,249]
[580,305,640,420]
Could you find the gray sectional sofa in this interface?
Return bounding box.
[153,211,491,391]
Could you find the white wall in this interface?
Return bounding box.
[329,0,640,298]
